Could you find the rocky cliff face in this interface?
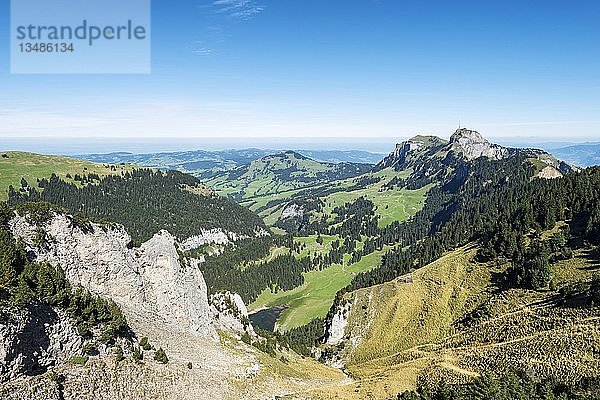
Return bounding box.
[0,304,81,383]
[210,292,255,336]
[2,210,300,399]
[9,213,217,339]
[449,128,512,160]
[325,303,351,346]
[178,229,231,251]
[375,135,448,171]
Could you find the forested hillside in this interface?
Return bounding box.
[339,160,600,297]
[7,169,266,244]
[0,151,134,201]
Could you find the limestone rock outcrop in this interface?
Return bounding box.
[0,304,81,383]
[449,128,511,160]
[9,213,217,339]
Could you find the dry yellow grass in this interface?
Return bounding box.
[296,244,600,400]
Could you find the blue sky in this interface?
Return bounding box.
[1,0,600,145]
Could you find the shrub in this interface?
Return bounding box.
[154,348,168,364]
[82,343,98,356]
[114,346,124,362]
[132,347,143,361]
[140,336,152,351]
[14,202,61,224]
[241,332,252,344]
[70,355,89,366]
[0,202,12,224]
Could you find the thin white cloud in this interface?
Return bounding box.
[192,46,213,56]
[212,0,264,20]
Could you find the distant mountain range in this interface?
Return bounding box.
[77,149,384,176]
[548,142,600,167]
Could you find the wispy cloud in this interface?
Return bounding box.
[191,2,264,56]
[212,0,264,20]
[192,45,213,56]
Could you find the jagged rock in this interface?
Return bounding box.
[280,203,305,220]
[449,128,511,160]
[245,363,260,378]
[0,304,81,383]
[9,214,217,340]
[538,166,563,179]
[325,303,351,346]
[376,135,448,171]
[178,229,231,251]
[210,292,255,336]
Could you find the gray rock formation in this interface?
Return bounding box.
[538,165,564,179]
[375,135,448,171]
[0,304,81,383]
[9,213,217,339]
[449,128,511,160]
[280,203,305,221]
[325,303,351,346]
[178,229,231,251]
[210,292,255,336]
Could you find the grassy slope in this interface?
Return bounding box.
[346,246,489,364]
[303,246,600,400]
[204,152,336,199]
[320,169,428,228]
[249,245,391,331]
[246,169,429,331]
[245,167,428,230]
[0,151,134,201]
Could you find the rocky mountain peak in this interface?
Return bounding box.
[449,127,487,142]
[375,135,447,171]
[449,128,510,160]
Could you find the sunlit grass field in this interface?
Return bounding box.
[249,246,390,331]
[0,151,135,201]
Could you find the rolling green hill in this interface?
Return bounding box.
[203,151,372,200]
[0,151,135,201]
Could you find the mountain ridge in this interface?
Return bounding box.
[375,128,574,179]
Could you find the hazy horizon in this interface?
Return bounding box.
[1,134,598,156]
[2,1,600,140]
